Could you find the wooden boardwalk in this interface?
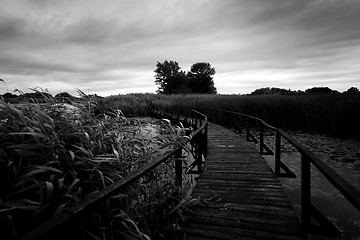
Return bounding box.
[183,122,307,240]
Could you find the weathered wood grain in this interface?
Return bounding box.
[183,122,306,240]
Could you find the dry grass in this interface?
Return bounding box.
[144,93,360,137]
[0,91,190,239]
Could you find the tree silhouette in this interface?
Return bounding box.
[250,87,298,95]
[305,87,339,94]
[187,62,216,94]
[344,87,359,94]
[154,60,189,94]
[154,60,217,94]
[55,92,75,103]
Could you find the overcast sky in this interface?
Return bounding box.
[1,0,360,96]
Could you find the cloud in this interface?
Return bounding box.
[0,0,359,96]
[0,18,26,42]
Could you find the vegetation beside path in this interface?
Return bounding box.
[1,87,360,239]
[0,92,191,239]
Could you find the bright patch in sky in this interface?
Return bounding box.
[0,0,360,96]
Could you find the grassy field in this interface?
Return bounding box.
[98,93,360,137]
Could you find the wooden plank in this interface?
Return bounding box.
[197,175,279,182]
[193,188,287,197]
[184,223,305,240]
[183,122,306,239]
[191,195,293,207]
[194,181,285,190]
[194,202,297,217]
[194,183,286,191]
[187,213,302,235]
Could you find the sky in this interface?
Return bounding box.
[0,0,360,96]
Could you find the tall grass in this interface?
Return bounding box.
[3,89,358,238]
[94,93,158,117]
[0,91,189,239]
[91,93,360,137]
[140,93,360,137]
[4,91,360,137]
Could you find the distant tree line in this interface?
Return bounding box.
[0,91,103,103]
[154,60,217,94]
[249,87,360,95]
[1,76,358,103]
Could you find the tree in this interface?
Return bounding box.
[344,87,359,94]
[305,87,339,94]
[250,87,297,95]
[187,62,216,94]
[154,60,189,94]
[1,92,18,103]
[55,92,75,103]
[2,92,17,99]
[55,92,74,99]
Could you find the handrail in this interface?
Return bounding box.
[151,106,208,173]
[21,107,208,240]
[204,108,360,235]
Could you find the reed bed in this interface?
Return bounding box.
[5,91,360,137]
[0,92,191,239]
[2,89,359,239]
[139,93,360,137]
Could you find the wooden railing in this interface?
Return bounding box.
[204,108,360,236]
[20,108,207,240]
[151,106,208,174]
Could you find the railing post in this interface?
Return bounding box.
[195,115,198,130]
[275,131,281,175]
[246,117,250,141]
[260,123,264,154]
[204,122,208,157]
[301,153,311,230]
[175,148,183,187]
[226,111,229,127]
[219,109,223,125]
[218,109,221,124]
[233,113,237,132]
[225,111,228,128]
[191,112,195,129]
[196,141,203,173]
[233,113,236,131]
[228,112,232,128]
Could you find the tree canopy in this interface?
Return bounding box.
[187,62,216,94]
[344,87,360,94]
[305,87,339,94]
[154,60,216,94]
[249,86,358,95]
[250,87,298,95]
[55,92,75,103]
[154,60,188,94]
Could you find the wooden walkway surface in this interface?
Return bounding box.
[183,122,307,240]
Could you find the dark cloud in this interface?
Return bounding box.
[63,18,115,44]
[0,0,359,95]
[0,18,25,41]
[0,51,86,75]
